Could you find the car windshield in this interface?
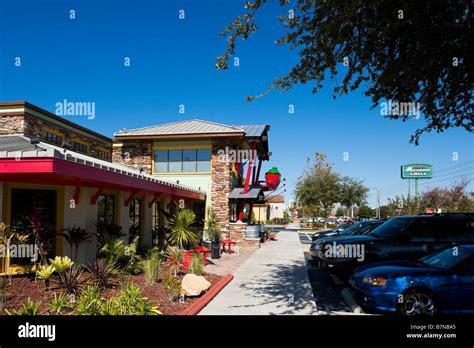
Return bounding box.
[418,247,473,270]
[335,224,351,232]
[338,223,363,236]
[368,218,413,238]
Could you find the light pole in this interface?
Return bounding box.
[372,187,380,219]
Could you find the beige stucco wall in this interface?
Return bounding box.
[62,186,98,264]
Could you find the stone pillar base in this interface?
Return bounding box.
[228,222,260,248]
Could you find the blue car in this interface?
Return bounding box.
[349,245,474,315]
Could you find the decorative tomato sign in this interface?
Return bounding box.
[265,167,281,190]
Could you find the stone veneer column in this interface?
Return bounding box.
[211,139,232,238]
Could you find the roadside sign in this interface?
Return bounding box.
[401,164,433,179]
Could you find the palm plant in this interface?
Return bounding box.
[58,265,83,294]
[167,209,198,250]
[204,207,222,243]
[58,227,91,262]
[166,247,184,276]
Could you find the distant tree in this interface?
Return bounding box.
[217,0,473,144]
[339,176,369,217]
[358,206,375,219]
[336,207,346,217]
[419,179,474,212]
[295,153,341,228]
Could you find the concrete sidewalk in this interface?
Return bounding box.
[199,229,318,315]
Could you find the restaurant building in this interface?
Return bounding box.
[0,101,279,274]
[0,102,204,274]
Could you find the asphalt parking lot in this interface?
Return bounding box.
[299,231,369,315]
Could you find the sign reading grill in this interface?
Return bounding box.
[401,164,433,179]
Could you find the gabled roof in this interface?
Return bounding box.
[114,119,244,137]
[237,125,270,138]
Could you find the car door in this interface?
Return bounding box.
[390,218,438,260]
[445,259,474,313]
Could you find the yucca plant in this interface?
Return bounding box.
[48,292,74,314]
[5,298,42,315]
[36,264,56,290]
[85,258,117,289]
[204,207,222,243]
[50,256,74,274]
[168,209,198,250]
[58,227,91,262]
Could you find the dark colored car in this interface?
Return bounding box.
[312,220,384,242]
[312,223,352,241]
[349,245,474,315]
[314,213,474,274]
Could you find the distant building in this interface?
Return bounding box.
[253,194,285,223]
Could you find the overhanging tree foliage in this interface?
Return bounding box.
[217,0,473,144]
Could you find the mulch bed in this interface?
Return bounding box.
[0,272,223,315]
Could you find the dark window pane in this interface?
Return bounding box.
[169,150,182,161]
[155,150,168,161]
[183,149,196,161]
[197,149,211,160]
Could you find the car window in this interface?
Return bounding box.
[419,247,473,270]
[358,222,383,235]
[435,218,474,242]
[407,219,438,242]
[369,218,413,238]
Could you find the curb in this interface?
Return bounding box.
[341,288,364,314]
[179,273,234,315]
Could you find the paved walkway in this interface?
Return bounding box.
[200,226,318,315]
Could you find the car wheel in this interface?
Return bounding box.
[398,289,439,316]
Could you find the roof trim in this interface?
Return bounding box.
[0,101,112,143]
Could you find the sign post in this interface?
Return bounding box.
[401,164,433,199]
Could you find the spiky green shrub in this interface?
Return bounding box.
[164,274,182,302]
[5,298,41,315]
[50,256,74,274]
[204,207,222,243]
[142,250,162,286]
[189,253,204,276]
[48,292,74,314]
[76,285,101,315]
[168,209,198,249]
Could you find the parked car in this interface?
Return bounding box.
[312,223,353,241]
[312,221,383,242]
[349,244,474,315]
[313,213,474,274]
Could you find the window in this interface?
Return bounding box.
[43,129,63,146]
[129,199,141,230]
[72,141,88,154]
[96,148,111,161]
[97,195,115,223]
[154,148,211,173]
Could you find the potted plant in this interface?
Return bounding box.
[204,207,222,259]
[167,209,198,269]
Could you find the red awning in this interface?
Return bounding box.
[0,157,205,201]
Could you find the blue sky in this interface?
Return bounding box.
[1,0,473,207]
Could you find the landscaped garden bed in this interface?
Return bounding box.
[0,206,228,316]
[0,271,223,315]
